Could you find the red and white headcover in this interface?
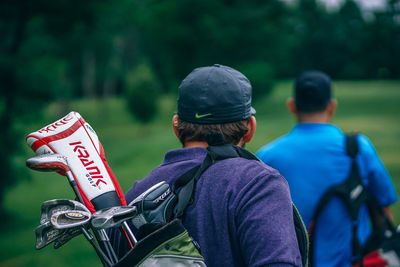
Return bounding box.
[26,111,127,213]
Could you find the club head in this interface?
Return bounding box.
[40,199,89,225]
[26,153,70,173]
[53,227,82,249]
[51,210,91,229]
[35,221,64,249]
[35,221,82,249]
[128,181,176,228]
[91,206,137,229]
[129,181,168,209]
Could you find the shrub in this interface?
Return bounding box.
[125,63,161,123]
[238,62,275,101]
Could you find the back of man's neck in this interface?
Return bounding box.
[183,141,209,148]
[183,140,244,148]
[297,113,331,123]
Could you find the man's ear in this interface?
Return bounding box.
[242,116,256,143]
[172,115,179,139]
[287,98,297,115]
[327,99,338,117]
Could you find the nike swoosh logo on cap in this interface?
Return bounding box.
[195,113,212,119]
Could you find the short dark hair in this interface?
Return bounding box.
[176,117,249,146]
[294,70,332,113]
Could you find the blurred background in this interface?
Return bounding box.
[1,0,399,266]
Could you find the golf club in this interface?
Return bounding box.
[92,206,138,245]
[35,199,112,266]
[40,199,89,225]
[27,155,119,263]
[128,181,177,229]
[35,221,65,250]
[50,209,113,267]
[51,210,91,229]
[26,154,84,203]
[53,227,82,249]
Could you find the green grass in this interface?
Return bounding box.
[1,80,399,266]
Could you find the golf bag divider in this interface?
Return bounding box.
[119,143,308,267]
[308,133,400,267]
[26,111,126,213]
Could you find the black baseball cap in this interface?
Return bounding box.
[294,70,332,113]
[177,64,256,124]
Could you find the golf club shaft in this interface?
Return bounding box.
[97,229,118,264]
[65,171,84,204]
[65,170,125,262]
[65,159,133,258]
[81,227,113,267]
[122,221,137,245]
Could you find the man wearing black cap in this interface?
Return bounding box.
[114,64,303,266]
[256,70,398,266]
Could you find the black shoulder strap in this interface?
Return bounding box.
[173,144,308,267]
[346,132,359,159]
[173,144,253,217]
[309,133,369,266]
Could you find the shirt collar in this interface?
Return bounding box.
[292,122,341,132]
[162,147,207,165]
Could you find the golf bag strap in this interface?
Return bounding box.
[173,144,256,218]
[174,142,308,267]
[309,133,369,266]
[346,132,359,159]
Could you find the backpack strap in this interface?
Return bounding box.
[309,133,370,266]
[346,132,359,159]
[173,144,251,218]
[173,143,308,267]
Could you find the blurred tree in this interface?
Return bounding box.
[238,62,275,99]
[1,0,400,210]
[361,0,400,78]
[0,0,111,210]
[290,0,365,78]
[133,0,291,97]
[125,63,161,123]
[0,0,34,212]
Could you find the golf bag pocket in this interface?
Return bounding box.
[26,111,126,213]
[115,219,206,267]
[352,224,400,267]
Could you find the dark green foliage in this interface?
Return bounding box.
[238,62,275,101]
[125,64,161,123]
[135,0,290,94]
[1,0,400,209]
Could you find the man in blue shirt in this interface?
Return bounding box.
[256,70,398,267]
[112,64,303,266]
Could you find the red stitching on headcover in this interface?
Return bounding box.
[29,120,82,152]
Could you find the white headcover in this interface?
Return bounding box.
[26,111,126,213]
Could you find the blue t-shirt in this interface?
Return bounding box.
[113,147,302,267]
[256,123,398,267]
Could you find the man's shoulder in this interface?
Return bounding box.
[256,134,291,159]
[210,155,287,188]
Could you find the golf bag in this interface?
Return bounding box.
[26,111,127,213]
[308,133,400,267]
[116,142,308,267]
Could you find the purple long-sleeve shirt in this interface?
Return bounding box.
[115,147,302,266]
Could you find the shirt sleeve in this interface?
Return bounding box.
[234,167,303,267]
[357,134,398,206]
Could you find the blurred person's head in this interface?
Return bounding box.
[172,64,256,147]
[287,70,337,123]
